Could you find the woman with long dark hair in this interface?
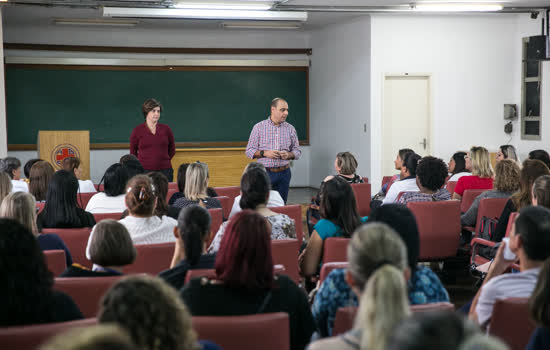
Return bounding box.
[29,160,55,202]
[448,151,470,181]
[85,163,129,213]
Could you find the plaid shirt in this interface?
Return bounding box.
[397,188,451,204]
[245,117,301,168]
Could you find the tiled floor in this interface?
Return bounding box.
[287,187,318,206]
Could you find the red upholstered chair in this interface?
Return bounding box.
[76,192,96,209]
[185,268,217,285]
[269,205,304,243]
[92,212,123,223]
[322,237,350,264]
[361,176,369,183]
[406,201,461,261]
[214,196,231,220]
[446,181,458,195]
[166,188,178,204]
[206,208,223,246]
[460,189,488,213]
[41,228,92,269]
[489,298,536,350]
[213,186,240,205]
[319,262,348,285]
[351,183,371,217]
[271,239,301,284]
[193,313,290,350]
[168,182,178,190]
[410,302,455,313]
[123,242,175,274]
[381,176,393,188]
[54,277,122,318]
[36,202,45,213]
[44,250,67,277]
[0,318,97,350]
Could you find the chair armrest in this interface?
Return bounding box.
[462,226,475,233]
[471,238,497,248]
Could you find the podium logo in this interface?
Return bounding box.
[51,144,80,169]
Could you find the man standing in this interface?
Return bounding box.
[245,97,301,203]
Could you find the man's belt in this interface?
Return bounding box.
[267,165,290,173]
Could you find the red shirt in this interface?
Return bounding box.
[130,123,175,171]
[453,175,493,196]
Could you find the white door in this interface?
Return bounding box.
[382,75,431,177]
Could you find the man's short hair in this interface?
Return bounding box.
[515,206,550,261]
[416,156,448,191]
[271,97,286,109]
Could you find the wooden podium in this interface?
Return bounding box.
[38,131,90,180]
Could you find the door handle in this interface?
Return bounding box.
[419,138,427,150]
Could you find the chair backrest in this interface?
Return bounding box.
[381,176,393,188]
[489,298,536,350]
[41,228,92,268]
[270,239,301,284]
[184,265,287,285]
[44,250,67,277]
[168,182,178,190]
[54,277,122,318]
[505,212,519,238]
[213,186,241,205]
[460,189,488,213]
[36,202,45,213]
[214,196,231,220]
[323,237,350,264]
[446,181,458,195]
[92,212,123,223]
[76,192,96,209]
[192,312,290,350]
[361,176,369,183]
[410,302,455,313]
[123,242,175,274]
[319,262,348,285]
[351,182,371,217]
[166,188,178,204]
[206,208,223,246]
[407,201,461,261]
[473,197,510,237]
[0,318,97,350]
[269,205,304,243]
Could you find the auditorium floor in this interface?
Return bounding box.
[287,187,318,206]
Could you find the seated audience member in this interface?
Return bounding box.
[209,168,295,252]
[382,152,421,204]
[299,177,367,278]
[469,206,550,327]
[533,175,550,207]
[490,159,550,243]
[29,160,55,202]
[448,151,470,182]
[36,170,96,230]
[23,158,42,181]
[0,192,72,266]
[0,172,12,206]
[0,218,82,326]
[62,219,135,277]
[0,156,28,192]
[120,156,146,179]
[461,159,520,226]
[453,146,494,200]
[529,149,550,169]
[398,156,451,204]
[62,157,96,193]
[526,258,550,350]
[496,144,520,164]
[147,171,180,219]
[40,324,135,350]
[313,204,449,337]
[172,162,221,210]
[85,163,129,213]
[182,211,314,350]
[376,148,414,197]
[388,311,508,350]
[99,275,219,350]
[309,223,411,348]
[169,163,218,205]
[159,205,216,290]
[228,162,284,218]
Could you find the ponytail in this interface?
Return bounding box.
[178,205,211,266]
[125,175,156,217]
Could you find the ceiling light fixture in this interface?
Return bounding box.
[221,21,301,29]
[412,3,503,12]
[174,1,273,11]
[102,7,307,21]
[53,18,140,27]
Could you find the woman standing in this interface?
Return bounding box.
[130,98,175,181]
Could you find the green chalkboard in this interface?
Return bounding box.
[6,66,308,146]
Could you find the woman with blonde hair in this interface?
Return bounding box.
[308,223,411,350]
[172,162,221,210]
[29,161,55,202]
[452,146,494,200]
[0,191,73,266]
[0,172,12,206]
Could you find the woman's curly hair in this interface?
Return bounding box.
[98,275,199,350]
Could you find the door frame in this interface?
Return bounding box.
[381,73,433,176]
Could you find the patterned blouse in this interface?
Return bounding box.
[311,265,450,337]
[207,213,296,253]
[397,188,451,205]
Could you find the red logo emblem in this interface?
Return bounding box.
[51,144,80,169]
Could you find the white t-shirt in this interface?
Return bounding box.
[78,180,97,193]
[85,193,126,213]
[475,267,540,327]
[11,179,29,193]
[228,190,285,219]
[382,178,419,204]
[449,172,471,182]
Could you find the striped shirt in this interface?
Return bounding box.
[245,117,301,168]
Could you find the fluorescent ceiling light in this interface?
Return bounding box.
[103,7,307,21]
[413,3,503,12]
[174,1,273,10]
[222,21,301,29]
[53,18,140,27]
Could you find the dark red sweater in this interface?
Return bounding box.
[130,123,175,171]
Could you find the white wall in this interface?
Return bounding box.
[369,14,543,192]
[0,8,7,158]
[309,16,371,188]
